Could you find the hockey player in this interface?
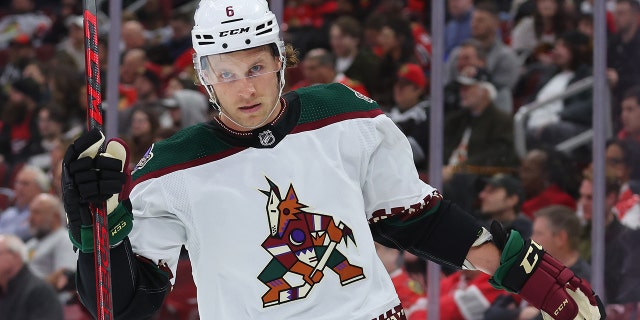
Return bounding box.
[62,0,605,319]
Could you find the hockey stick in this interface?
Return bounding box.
[82,1,113,319]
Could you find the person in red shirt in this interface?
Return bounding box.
[518,148,579,219]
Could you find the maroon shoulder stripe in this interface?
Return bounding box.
[132,146,246,188]
[291,109,384,134]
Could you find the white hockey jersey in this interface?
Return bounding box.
[127,83,439,319]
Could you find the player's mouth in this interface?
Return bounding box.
[239,103,261,113]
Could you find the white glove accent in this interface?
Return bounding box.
[540,287,602,320]
[102,139,128,214]
[566,287,602,319]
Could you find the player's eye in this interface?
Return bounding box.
[249,65,264,76]
[217,71,237,82]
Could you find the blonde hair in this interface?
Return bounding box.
[283,43,300,68]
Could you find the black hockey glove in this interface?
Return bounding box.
[62,128,133,253]
[488,222,605,320]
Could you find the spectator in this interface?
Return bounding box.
[446,1,520,114]
[0,233,63,320]
[525,31,593,148]
[577,13,594,38]
[290,48,369,96]
[518,148,579,219]
[605,139,640,228]
[374,15,417,109]
[0,77,44,166]
[282,0,337,57]
[25,193,76,280]
[0,165,50,241]
[530,205,591,315]
[150,10,195,78]
[126,109,160,170]
[362,12,386,57]
[21,60,49,103]
[55,15,84,73]
[510,0,574,56]
[608,0,640,131]
[477,173,533,238]
[443,69,518,181]
[118,66,167,136]
[442,69,518,212]
[27,105,65,172]
[577,168,631,304]
[40,0,82,46]
[0,34,36,87]
[118,48,148,110]
[121,20,148,53]
[444,39,487,115]
[0,0,52,49]
[445,0,474,59]
[164,73,200,99]
[329,16,380,95]
[386,63,429,169]
[617,85,640,143]
[494,205,590,320]
[161,89,210,131]
[375,243,427,320]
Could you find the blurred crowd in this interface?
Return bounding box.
[1,0,640,319]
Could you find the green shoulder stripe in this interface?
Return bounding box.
[295,83,381,124]
[131,123,237,182]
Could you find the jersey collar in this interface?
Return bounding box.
[207,91,301,148]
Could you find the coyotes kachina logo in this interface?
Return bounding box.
[258,178,365,307]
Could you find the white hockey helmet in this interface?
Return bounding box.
[192,0,285,89]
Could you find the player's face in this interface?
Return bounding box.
[204,46,282,130]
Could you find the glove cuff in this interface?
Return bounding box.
[489,229,530,292]
[75,200,134,253]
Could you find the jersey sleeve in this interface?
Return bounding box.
[361,114,436,220]
[364,114,483,268]
[128,175,188,281]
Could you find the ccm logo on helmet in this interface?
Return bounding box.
[219,27,250,37]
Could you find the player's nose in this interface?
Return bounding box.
[237,78,257,98]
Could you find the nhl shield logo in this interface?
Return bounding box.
[258,130,276,146]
